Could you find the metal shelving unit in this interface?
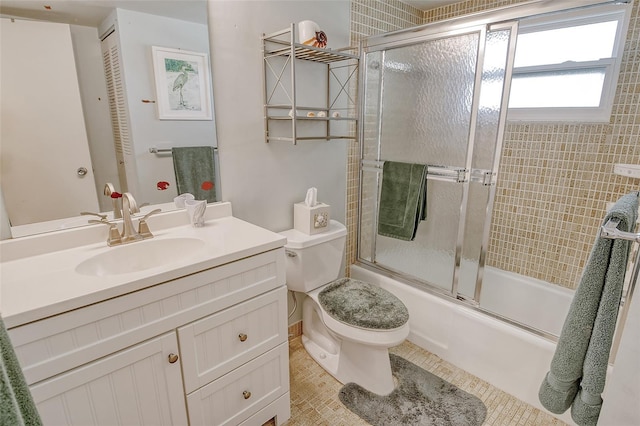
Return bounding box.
[262,23,359,144]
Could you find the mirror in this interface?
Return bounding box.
[0,0,219,238]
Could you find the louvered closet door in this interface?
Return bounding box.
[30,332,188,426]
[101,30,137,195]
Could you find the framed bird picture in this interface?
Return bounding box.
[151,46,213,120]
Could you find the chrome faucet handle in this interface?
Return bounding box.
[88,219,122,246]
[137,208,161,239]
[138,208,161,221]
[81,211,108,221]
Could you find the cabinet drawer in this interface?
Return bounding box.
[186,342,289,426]
[9,249,285,385]
[179,286,287,394]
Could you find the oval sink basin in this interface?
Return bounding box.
[76,238,206,276]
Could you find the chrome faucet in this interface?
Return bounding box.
[89,193,161,246]
[121,192,142,243]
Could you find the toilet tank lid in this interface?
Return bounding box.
[279,220,347,249]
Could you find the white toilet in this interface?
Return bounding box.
[280,220,410,395]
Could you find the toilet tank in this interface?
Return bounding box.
[279,220,347,292]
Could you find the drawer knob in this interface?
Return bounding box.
[168,353,179,364]
[238,333,248,342]
[243,390,251,400]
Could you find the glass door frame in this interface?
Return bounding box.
[357,21,517,304]
[355,0,621,338]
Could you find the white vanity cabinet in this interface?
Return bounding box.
[7,247,291,426]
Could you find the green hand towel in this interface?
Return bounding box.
[1,317,42,426]
[539,191,639,426]
[172,146,217,203]
[377,161,427,241]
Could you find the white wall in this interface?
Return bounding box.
[599,285,640,425]
[106,9,218,206]
[207,0,350,232]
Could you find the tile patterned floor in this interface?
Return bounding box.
[284,337,567,426]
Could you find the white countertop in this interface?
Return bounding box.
[0,203,286,328]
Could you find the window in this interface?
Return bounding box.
[507,4,630,122]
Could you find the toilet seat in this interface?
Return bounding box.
[318,278,409,329]
[307,284,410,347]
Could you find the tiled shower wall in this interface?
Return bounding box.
[348,0,640,290]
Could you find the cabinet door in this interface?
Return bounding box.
[30,333,187,426]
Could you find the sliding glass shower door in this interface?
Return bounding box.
[359,22,517,302]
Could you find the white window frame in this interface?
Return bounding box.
[507,3,631,122]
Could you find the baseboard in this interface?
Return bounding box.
[288,320,302,340]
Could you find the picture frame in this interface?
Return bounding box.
[151,46,213,120]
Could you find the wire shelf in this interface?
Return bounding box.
[262,24,359,144]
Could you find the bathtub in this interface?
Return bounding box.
[462,266,574,336]
[350,263,576,424]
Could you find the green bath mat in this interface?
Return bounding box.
[339,354,486,426]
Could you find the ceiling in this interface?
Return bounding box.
[403,0,461,10]
[0,0,207,27]
[0,0,461,28]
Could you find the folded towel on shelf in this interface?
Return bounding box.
[172,146,217,203]
[1,317,42,426]
[377,161,427,241]
[539,191,639,426]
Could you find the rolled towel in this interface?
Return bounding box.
[538,191,639,425]
[571,389,603,426]
[538,372,578,414]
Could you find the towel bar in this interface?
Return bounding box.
[149,146,218,154]
[361,159,495,185]
[600,217,640,242]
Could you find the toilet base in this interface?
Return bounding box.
[302,333,396,396]
[302,297,398,396]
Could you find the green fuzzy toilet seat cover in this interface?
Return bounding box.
[318,278,409,330]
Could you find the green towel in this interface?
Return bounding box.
[1,317,42,426]
[377,161,427,241]
[172,146,217,203]
[539,191,639,426]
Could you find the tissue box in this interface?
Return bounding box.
[294,202,330,235]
